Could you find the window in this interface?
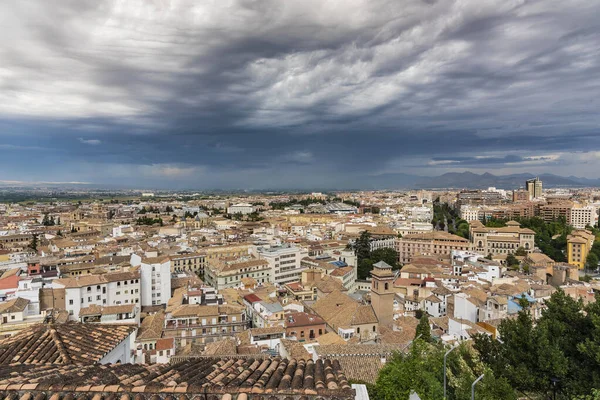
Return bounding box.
[88,297,92,302]
[87,287,91,292]
[300,331,305,337]
[69,299,74,305]
[372,326,376,332]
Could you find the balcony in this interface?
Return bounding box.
[164,320,249,330]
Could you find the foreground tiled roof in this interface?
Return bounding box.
[314,344,404,385]
[0,357,354,399]
[0,323,135,365]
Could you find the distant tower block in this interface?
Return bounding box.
[370,261,395,327]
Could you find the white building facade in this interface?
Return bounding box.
[256,245,309,285]
[130,254,172,306]
[54,271,141,320]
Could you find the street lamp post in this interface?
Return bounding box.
[471,374,484,400]
[402,334,422,352]
[444,346,458,400]
[550,377,560,400]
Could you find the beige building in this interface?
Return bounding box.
[526,177,543,199]
[395,232,471,264]
[469,220,535,256]
[567,229,595,270]
[204,257,271,290]
[163,304,248,347]
[310,290,378,342]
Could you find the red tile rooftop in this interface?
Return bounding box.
[0,357,354,399]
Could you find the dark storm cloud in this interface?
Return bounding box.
[0,0,599,187]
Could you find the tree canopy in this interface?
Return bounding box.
[350,231,400,279]
[374,341,516,400]
[473,290,600,398]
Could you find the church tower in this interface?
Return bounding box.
[370,261,395,327]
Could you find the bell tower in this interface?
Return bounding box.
[370,261,395,327]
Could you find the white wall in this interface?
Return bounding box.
[453,293,479,323]
[100,331,135,364]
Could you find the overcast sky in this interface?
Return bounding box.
[0,0,599,189]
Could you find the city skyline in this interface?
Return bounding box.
[1,1,599,188]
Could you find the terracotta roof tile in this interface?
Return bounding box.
[0,357,353,398]
[0,323,135,365]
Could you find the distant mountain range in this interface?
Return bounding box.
[364,172,600,190]
[1,172,599,191]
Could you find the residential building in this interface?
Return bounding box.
[513,190,530,202]
[130,254,171,306]
[567,229,595,270]
[53,270,141,320]
[310,290,378,342]
[170,252,205,274]
[284,312,326,342]
[256,244,309,285]
[251,300,285,328]
[539,201,573,223]
[459,205,480,222]
[163,304,248,347]
[78,303,139,324]
[204,257,271,290]
[570,205,598,229]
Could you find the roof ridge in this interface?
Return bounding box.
[49,326,72,364]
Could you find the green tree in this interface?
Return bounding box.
[415,313,432,343]
[505,253,519,269]
[515,247,527,256]
[375,341,516,400]
[370,248,400,270]
[474,290,600,398]
[29,234,38,252]
[586,252,599,271]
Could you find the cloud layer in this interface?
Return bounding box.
[0,0,599,188]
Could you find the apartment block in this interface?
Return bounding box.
[570,206,598,229]
[204,257,271,290]
[53,270,141,320]
[567,229,595,270]
[256,244,309,285]
[130,254,171,306]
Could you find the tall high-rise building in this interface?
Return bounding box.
[526,177,543,199]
